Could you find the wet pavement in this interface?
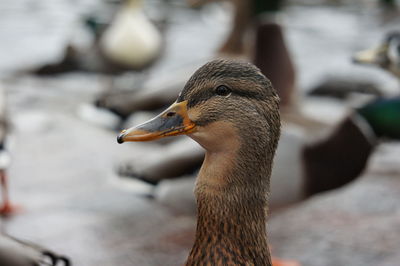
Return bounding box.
[0,0,400,265]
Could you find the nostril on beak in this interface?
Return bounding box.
[166,111,176,117]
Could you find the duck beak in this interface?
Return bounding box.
[352,45,385,65]
[117,101,196,143]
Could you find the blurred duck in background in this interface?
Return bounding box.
[302,32,400,196]
[353,31,400,79]
[309,31,400,99]
[302,97,400,196]
[33,0,163,75]
[98,0,162,71]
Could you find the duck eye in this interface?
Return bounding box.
[215,85,231,96]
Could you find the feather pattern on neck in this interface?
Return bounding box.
[186,120,276,266]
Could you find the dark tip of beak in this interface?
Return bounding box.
[117,134,125,144]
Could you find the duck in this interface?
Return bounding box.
[307,31,400,100]
[302,31,400,196]
[253,21,296,108]
[33,0,162,75]
[302,96,400,196]
[307,78,383,99]
[99,0,162,70]
[117,59,298,265]
[353,31,400,79]
[0,233,70,266]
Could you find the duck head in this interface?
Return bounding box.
[118,59,280,163]
[353,31,400,78]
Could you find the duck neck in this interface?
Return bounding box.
[186,145,273,265]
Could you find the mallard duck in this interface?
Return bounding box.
[99,0,162,70]
[34,0,162,75]
[302,97,400,196]
[253,22,295,108]
[307,78,383,99]
[353,31,400,78]
[117,59,295,265]
[304,32,400,195]
[307,32,400,100]
[0,233,70,266]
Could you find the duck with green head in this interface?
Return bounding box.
[303,31,400,196]
[353,31,400,78]
[118,59,281,265]
[303,96,400,196]
[357,97,400,138]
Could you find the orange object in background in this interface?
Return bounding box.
[272,257,301,266]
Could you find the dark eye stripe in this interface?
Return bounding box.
[187,89,213,108]
[185,88,264,108]
[234,89,263,99]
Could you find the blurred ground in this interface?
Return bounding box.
[0,0,399,265]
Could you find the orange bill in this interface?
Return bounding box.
[117,100,196,143]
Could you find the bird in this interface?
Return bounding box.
[33,0,162,75]
[0,233,70,266]
[253,21,296,108]
[117,59,296,265]
[98,0,162,71]
[302,96,400,196]
[307,31,400,100]
[353,31,400,79]
[307,78,383,99]
[302,31,400,196]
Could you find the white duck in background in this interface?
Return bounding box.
[33,0,163,75]
[99,0,163,70]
